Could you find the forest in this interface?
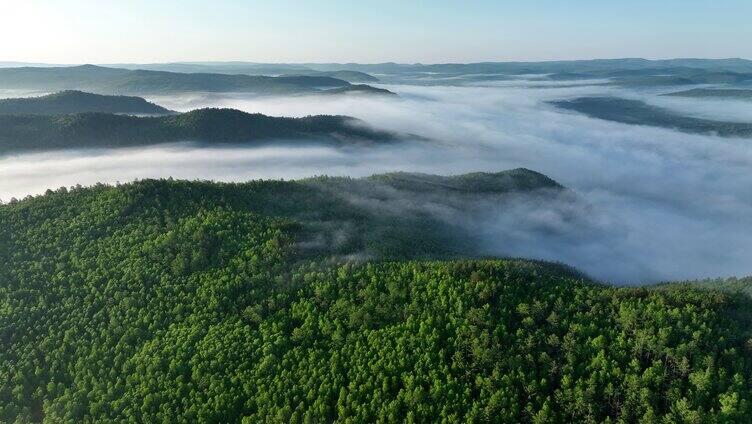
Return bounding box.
[0,65,354,94]
[0,108,398,155]
[0,90,172,115]
[2,174,752,422]
[552,97,752,138]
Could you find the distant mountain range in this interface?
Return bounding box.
[105,58,752,75]
[297,58,752,87]
[106,63,380,83]
[360,58,752,77]
[0,90,172,115]
[5,59,752,89]
[0,108,401,155]
[281,70,379,83]
[0,65,355,95]
[551,96,752,138]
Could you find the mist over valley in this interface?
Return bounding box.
[2,64,750,283]
[3,3,752,417]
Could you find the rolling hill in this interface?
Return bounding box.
[0,64,354,94]
[551,96,752,138]
[368,169,562,193]
[282,70,379,83]
[0,108,400,154]
[0,90,172,115]
[1,171,751,422]
[321,84,397,96]
[106,62,379,82]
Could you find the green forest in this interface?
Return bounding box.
[0,65,352,94]
[0,108,397,155]
[2,174,752,423]
[551,97,752,138]
[0,91,172,116]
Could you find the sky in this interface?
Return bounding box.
[1,0,751,64]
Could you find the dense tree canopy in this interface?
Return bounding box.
[0,108,397,155]
[0,90,172,115]
[0,65,351,94]
[552,97,752,138]
[2,177,752,422]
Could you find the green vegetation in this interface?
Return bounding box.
[2,172,752,422]
[7,60,752,89]
[0,65,354,94]
[552,97,752,138]
[603,72,752,88]
[0,90,172,115]
[369,169,562,193]
[321,84,398,97]
[282,70,379,83]
[0,108,399,155]
[288,59,752,86]
[108,63,378,82]
[663,89,752,101]
[663,277,752,304]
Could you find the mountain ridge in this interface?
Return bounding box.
[0,64,354,95]
[3,169,752,422]
[0,90,173,115]
[0,107,401,154]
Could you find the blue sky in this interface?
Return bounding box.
[1,0,750,63]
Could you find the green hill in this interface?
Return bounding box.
[369,169,562,193]
[608,71,752,88]
[105,63,379,82]
[1,173,752,422]
[0,108,399,154]
[551,97,752,138]
[321,84,397,96]
[0,90,172,115]
[282,70,379,83]
[0,65,352,94]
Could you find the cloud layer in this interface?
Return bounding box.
[2,82,751,284]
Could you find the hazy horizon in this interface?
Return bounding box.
[3,1,752,64]
[3,57,752,67]
[3,78,751,284]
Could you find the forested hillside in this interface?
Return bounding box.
[0,65,353,94]
[0,108,398,155]
[2,174,752,422]
[281,70,379,83]
[552,97,752,138]
[0,90,172,115]
[321,84,397,96]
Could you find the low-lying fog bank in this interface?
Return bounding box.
[2,82,751,284]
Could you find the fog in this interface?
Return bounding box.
[1,81,751,284]
[646,96,752,122]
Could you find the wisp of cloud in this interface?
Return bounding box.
[2,81,751,284]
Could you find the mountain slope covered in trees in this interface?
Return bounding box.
[0,90,172,115]
[320,84,397,96]
[0,65,354,94]
[552,97,752,138]
[107,63,379,82]
[2,172,752,422]
[282,70,379,83]
[0,108,399,154]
